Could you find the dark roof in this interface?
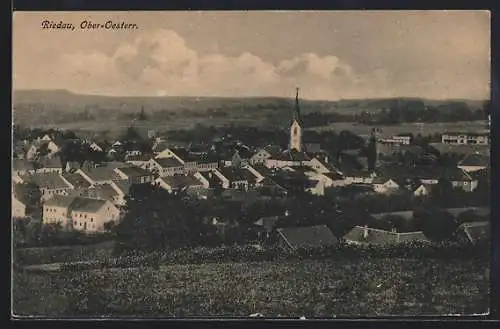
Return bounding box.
[160,175,203,189]
[70,197,108,213]
[62,172,91,188]
[153,157,184,168]
[126,154,154,162]
[456,221,490,244]
[112,180,133,196]
[80,167,122,182]
[429,143,490,156]
[323,172,344,180]
[254,216,280,232]
[116,166,152,177]
[276,150,311,161]
[219,167,250,182]
[87,184,118,201]
[277,225,338,250]
[21,172,71,189]
[343,226,429,245]
[443,168,474,182]
[194,153,219,164]
[458,153,490,167]
[171,148,199,162]
[44,195,76,208]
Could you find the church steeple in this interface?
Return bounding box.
[289,87,303,152]
[293,87,302,125]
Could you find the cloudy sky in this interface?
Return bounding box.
[13,11,490,100]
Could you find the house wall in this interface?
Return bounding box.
[12,196,27,218]
[71,202,119,233]
[40,187,72,201]
[308,158,330,174]
[43,204,69,227]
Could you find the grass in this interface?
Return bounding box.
[308,121,488,137]
[12,257,489,317]
[14,241,115,266]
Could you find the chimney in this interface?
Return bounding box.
[363,225,369,239]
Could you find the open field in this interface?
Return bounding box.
[23,119,488,141]
[13,257,488,317]
[308,121,488,137]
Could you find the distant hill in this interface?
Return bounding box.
[13,89,486,113]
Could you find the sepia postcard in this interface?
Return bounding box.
[11,10,491,318]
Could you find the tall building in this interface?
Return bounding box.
[289,88,303,151]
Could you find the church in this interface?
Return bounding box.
[289,87,303,152]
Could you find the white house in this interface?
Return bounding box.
[305,179,325,196]
[155,174,205,194]
[89,142,104,152]
[307,157,331,174]
[21,172,74,201]
[413,184,431,197]
[441,133,489,145]
[372,177,400,194]
[69,198,120,233]
[42,195,75,228]
[149,157,185,177]
[75,167,121,186]
[314,171,346,188]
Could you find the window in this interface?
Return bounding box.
[74,221,77,225]
[90,218,93,222]
[80,222,82,226]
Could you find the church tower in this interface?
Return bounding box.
[289,87,303,152]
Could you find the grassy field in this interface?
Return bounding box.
[32,119,488,141]
[13,257,489,318]
[308,121,488,137]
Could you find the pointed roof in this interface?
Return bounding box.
[291,87,303,126]
[277,225,338,250]
[458,153,490,168]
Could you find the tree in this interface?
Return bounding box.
[366,135,377,172]
[415,208,457,241]
[115,184,213,252]
[138,107,147,121]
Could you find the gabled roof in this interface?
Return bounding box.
[160,174,203,189]
[458,153,490,167]
[21,172,71,189]
[44,195,76,208]
[277,225,338,250]
[80,167,122,182]
[115,166,152,177]
[70,197,108,213]
[443,168,474,182]
[126,154,154,162]
[254,216,280,232]
[153,157,184,168]
[170,148,199,162]
[456,221,490,244]
[111,179,133,196]
[62,172,91,188]
[322,172,344,180]
[88,184,119,201]
[343,226,429,245]
[219,167,250,182]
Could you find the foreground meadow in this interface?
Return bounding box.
[13,257,489,318]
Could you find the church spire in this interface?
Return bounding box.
[293,87,302,125]
[289,87,303,152]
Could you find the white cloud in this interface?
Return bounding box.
[16,29,412,100]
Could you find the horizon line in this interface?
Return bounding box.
[12,88,489,102]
